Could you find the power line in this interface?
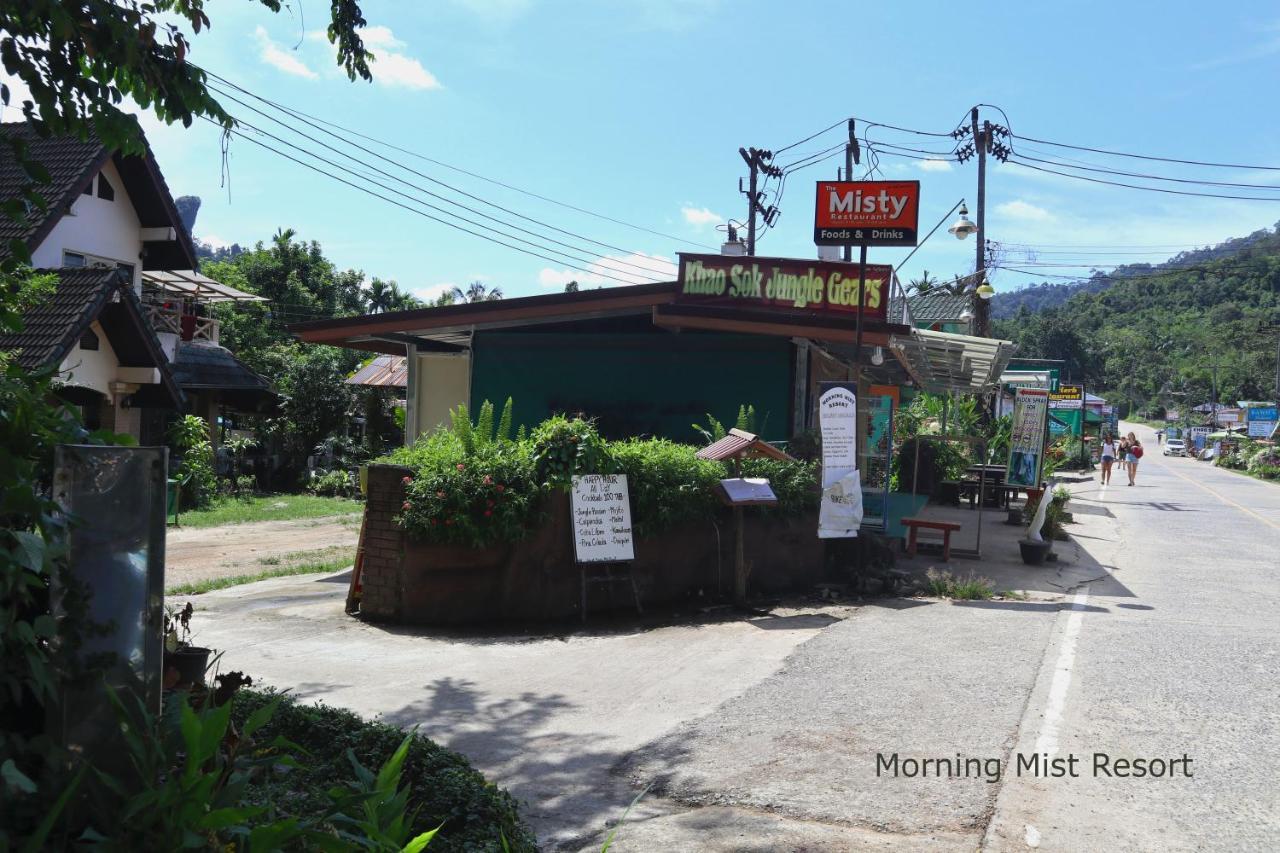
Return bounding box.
[211,120,661,286]
[1012,132,1280,172]
[201,69,716,251]
[1012,151,1280,191]
[216,117,668,283]
[1007,158,1280,202]
[207,83,675,279]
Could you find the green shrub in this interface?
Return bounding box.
[232,689,535,852]
[168,415,218,510]
[531,414,611,488]
[390,411,820,545]
[309,468,354,497]
[609,438,723,537]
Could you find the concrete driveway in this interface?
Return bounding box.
[184,576,845,850]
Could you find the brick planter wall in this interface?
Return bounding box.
[357,463,828,625]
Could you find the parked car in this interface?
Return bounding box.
[1164,438,1187,456]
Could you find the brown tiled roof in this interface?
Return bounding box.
[0,267,122,370]
[0,121,197,269]
[0,267,185,407]
[0,123,108,254]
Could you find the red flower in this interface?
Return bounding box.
[402,501,412,511]
[401,476,412,485]
[483,475,493,485]
[456,463,465,471]
[495,484,505,493]
[484,510,492,517]
[486,500,495,508]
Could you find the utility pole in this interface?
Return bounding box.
[843,119,859,263]
[972,108,989,338]
[739,147,780,256]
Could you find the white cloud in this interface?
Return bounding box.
[199,234,232,250]
[539,252,677,288]
[360,25,407,50]
[413,282,456,302]
[996,200,1054,222]
[373,51,442,90]
[681,205,721,227]
[917,159,953,173]
[255,26,318,79]
[1192,20,1280,70]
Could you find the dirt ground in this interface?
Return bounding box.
[165,514,361,590]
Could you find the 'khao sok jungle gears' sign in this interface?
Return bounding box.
[676,253,890,321]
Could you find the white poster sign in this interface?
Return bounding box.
[818,382,862,538]
[1248,420,1276,438]
[570,474,635,563]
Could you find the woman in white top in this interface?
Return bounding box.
[1100,433,1118,485]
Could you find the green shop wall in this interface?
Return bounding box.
[470,331,793,442]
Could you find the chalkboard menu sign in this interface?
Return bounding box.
[570,474,635,563]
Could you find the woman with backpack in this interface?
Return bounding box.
[1125,431,1144,485]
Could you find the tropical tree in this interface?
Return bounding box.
[452,280,504,303]
[908,271,939,295]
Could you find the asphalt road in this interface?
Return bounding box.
[984,423,1280,851]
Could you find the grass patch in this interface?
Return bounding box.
[175,493,362,528]
[924,568,996,600]
[231,688,535,851]
[167,551,352,595]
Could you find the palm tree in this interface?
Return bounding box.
[366,278,393,313]
[908,270,939,295]
[451,280,503,303]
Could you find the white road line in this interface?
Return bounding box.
[1033,586,1091,757]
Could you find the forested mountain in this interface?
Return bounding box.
[993,225,1280,415]
[991,227,1277,319]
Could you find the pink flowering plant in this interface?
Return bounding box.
[395,433,540,547]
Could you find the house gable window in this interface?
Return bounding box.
[96,172,115,201]
[79,328,99,351]
[63,251,86,267]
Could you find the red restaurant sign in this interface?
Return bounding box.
[676,253,891,321]
[814,180,920,247]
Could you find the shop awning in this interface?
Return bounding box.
[999,369,1052,389]
[888,328,1017,394]
[141,270,266,302]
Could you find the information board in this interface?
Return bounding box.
[1248,420,1277,438]
[719,477,778,505]
[818,381,862,539]
[570,474,635,563]
[1007,388,1050,487]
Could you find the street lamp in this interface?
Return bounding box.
[975,279,995,300]
[948,204,977,239]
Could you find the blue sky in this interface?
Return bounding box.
[8,1,1280,304]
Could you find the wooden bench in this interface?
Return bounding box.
[902,517,963,562]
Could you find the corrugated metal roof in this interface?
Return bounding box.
[695,428,793,462]
[142,270,265,302]
[889,328,1017,394]
[345,354,407,387]
[907,291,972,322]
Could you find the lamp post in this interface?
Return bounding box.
[946,206,996,335]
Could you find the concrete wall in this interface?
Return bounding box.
[58,320,118,399]
[31,159,143,292]
[357,463,826,625]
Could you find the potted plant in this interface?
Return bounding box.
[163,602,211,689]
[1019,489,1053,565]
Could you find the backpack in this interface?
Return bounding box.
[1132,444,1144,459]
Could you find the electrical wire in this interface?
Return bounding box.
[206,84,677,278]
[209,120,662,287]
[200,69,716,251]
[214,116,669,283]
[1007,158,1280,202]
[1012,150,1280,191]
[1011,132,1280,172]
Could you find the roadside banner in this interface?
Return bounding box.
[1007,388,1050,487]
[818,381,862,538]
[1249,420,1277,438]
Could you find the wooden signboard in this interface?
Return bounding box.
[570,474,635,564]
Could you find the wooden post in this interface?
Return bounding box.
[733,504,746,605]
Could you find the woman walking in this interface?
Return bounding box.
[1100,432,1118,485]
[1125,431,1144,486]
